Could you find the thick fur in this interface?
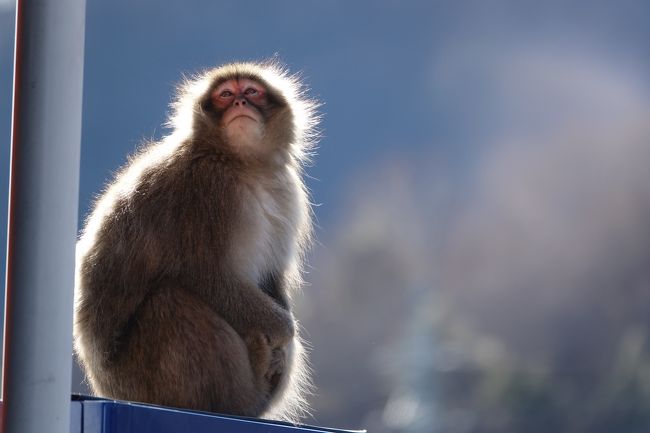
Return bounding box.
[74,61,318,422]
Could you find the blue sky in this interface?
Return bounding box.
[2,0,649,250]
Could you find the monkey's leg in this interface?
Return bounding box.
[95,287,272,416]
[234,291,295,398]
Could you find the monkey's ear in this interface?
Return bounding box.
[200,100,211,115]
[198,93,221,119]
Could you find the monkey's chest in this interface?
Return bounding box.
[229,184,298,282]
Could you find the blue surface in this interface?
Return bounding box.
[72,396,361,433]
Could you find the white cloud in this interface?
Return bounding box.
[427,42,650,361]
[431,40,649,141]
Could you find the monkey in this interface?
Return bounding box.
[73,61,319,422]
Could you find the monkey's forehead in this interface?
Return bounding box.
[210,73,272,92]
[213,70,263,83]
[207,62,295,94]
[208,63,271,87]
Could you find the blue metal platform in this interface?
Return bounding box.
[69,396,361,433]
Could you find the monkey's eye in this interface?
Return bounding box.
[219,90,234,98]
[244,88,258,95]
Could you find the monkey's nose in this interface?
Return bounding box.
[234,98,247,106]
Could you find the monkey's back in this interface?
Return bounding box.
[75,141,244,357]
[73,139,308,418]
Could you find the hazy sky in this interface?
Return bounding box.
[2,0,650,288]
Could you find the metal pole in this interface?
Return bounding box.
[2,0,86,431]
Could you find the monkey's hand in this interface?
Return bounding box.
[245,332,289,396]
[243,304,294,395]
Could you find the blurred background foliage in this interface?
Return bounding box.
[1,1,649,432]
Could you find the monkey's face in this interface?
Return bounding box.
[195,70,295,161]
[211,78,270,153]
[213,79,267,125]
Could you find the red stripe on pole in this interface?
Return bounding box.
[1,0,25,430]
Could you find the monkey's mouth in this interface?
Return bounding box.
[230,114,257,122]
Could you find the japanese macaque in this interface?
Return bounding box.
[73,61,319,422]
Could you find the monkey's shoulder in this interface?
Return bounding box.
[117,148,235,200]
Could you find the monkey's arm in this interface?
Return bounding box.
[205,278,296,398]
[209,278,295,344]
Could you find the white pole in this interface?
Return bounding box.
[2,0,86,432]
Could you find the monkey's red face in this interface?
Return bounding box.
[211,79,268,127]
[202,75,290,155]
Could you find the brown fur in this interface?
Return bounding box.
[74,61,318,421]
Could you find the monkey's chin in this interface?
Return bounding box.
[228,115,258,123]
[225,123,265,152]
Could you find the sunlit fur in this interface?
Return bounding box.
[74,61,320,423]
